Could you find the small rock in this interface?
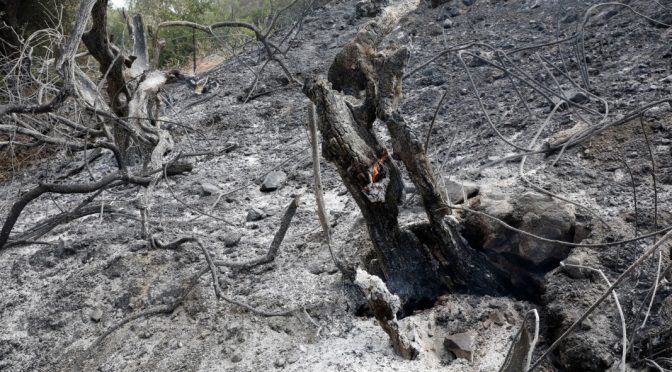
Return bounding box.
[462,0,475,5]
[561,249,598,279]
[200,182,220,196]
[550,89,589,110]
[444,331,476,362]
[90,308,103,322]
[246,208,266,222]
[308,263,326,275]
[260,171,287,192]
[488,311,506,326]
[222,232,242,247]
[231,354,242,363]
[444,180,479,204]
[442,19,453,28]
[274,358,287,368]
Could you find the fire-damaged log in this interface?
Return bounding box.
[303,21,509,310]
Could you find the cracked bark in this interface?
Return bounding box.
[304,21,508,309]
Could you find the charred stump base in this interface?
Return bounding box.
[304,21,510,312]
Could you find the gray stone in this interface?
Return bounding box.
[461,192,577,298]
[551,89,589,110]
[200,182,220,196]
[442,19,453,28]
[488,310,506,326]
[561,249,598,279]
[231,354,242,363]
[222,232,242,247]
[260,171,287,192]
[246,208,266,222]
[90,308,103,322]
[467,192,576,266]
[444,331,476,361]
[355,0,387,18]
[444,180,479,204]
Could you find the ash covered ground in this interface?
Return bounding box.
[1,0,672,371]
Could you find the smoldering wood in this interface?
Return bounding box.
[304,21,510,309]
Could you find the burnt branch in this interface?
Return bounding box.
[0,172,152,250]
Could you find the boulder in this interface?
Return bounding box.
[464,192,576,266]
[461,192,578,300]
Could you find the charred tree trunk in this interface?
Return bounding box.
[81,0,130,117]
[304,22,509,309]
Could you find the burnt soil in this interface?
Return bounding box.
[1,0,672,371]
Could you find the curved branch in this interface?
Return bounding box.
[0,172,151,250]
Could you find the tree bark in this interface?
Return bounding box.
[304,21,509,309]
[81,0,130,117]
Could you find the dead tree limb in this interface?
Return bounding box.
[0,172,152,250]
[354,269,419,360]
[215,196,300,270]
[81,0,130,117]
[5,203,133,248]
[151,20,297,84]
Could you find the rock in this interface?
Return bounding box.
[488,310,506,326]
[260,171,287,192]
[355,0,387,18]
[444,180,479,204]
[461,192,577,299]
[90,308,103,322]
[200,182,220,196]
[430,0,450,8]
[467,51,492,67]
[273,358,287,368]
[444,331,476,361]
[442,19,453,28]
[246,208,266,222]
[462,0,475,5]
[551,89,589,110]
[222,232,242,247]
[561,249,598,279]
[231,354,242,363]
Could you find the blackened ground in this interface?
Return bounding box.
[1,0,671,371]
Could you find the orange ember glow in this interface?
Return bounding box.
[371,152,389,183]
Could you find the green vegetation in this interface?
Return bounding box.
[120,0,300,67]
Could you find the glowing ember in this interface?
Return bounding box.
[371,151,389,183]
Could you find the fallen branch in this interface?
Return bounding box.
[354,268,419,360]
[0,172,152,250]
[215,195,300,270]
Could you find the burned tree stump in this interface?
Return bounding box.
[304,21,509,309]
